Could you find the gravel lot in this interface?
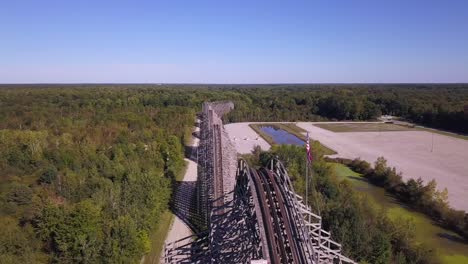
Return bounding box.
[224,122,271,154]
[297,122,468,211]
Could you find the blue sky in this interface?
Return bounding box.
[1,0,467,83]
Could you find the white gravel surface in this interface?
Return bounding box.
[163,126,199,247]
[297,122,468,211]
[224,122,271,154]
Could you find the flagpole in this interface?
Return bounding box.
[305,154,308,208]
[310,155,313,213]
[305,132,309,209]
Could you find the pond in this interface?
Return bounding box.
[260,126,305,145]
[331,163,468,264]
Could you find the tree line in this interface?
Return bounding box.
[224,84,468,134]
[2,84,467,133]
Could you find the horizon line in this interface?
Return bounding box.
[1,82,468,85]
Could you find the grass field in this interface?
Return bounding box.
[250,123,337,155]
[315,122,414,132]
[331,163,468,264]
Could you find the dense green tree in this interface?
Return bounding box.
[0,86,194,263]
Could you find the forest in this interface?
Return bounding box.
[0,87,194,263]
[3,84,467,134]
[0,84,467,263]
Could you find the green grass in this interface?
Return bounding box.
[250,123,337,155]
[143,210,174,264]
[441,254,468,264]
[330,163,468,263]
[333,162,361,177]
[315,122,414,132]
[176,160,189,181]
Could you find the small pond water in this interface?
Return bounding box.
[260,126,305,145]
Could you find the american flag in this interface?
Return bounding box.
[306,132,312,163]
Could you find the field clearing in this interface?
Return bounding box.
[315,122,414,132]
[298,122,468,211]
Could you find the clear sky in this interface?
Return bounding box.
[1,0,467,83]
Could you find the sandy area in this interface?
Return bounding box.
[224,122,271,154]
[297,122,468,211]
[163,126,199,246]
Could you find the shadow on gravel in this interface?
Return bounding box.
[184,145,198,162]
[170,181,205,234]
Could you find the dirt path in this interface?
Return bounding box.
[161,125,200,253]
